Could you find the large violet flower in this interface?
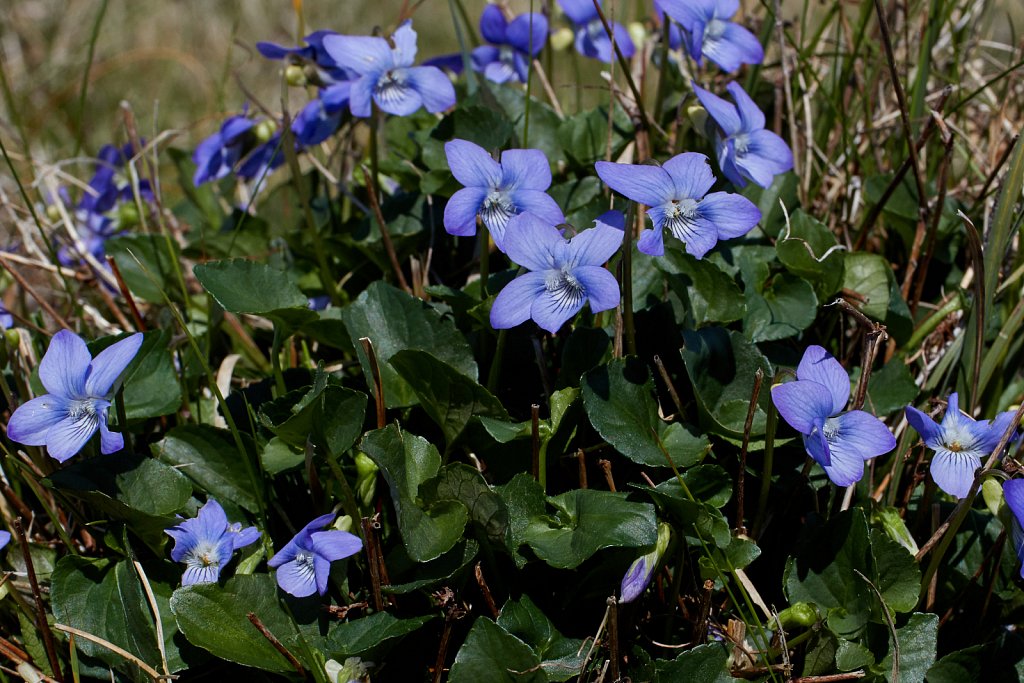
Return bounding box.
[557,0,635,63]
[771,345,896,486]
[905,393,1018,499]
[268,513,363,598]
[165,499,260,586]
[490,213,621,334]
[322,21,455,118]
[472,5,548,83]
[596,152,760,257]
[692,81,793,188]
[7,330,143,462]
[291,83,352,147]
[443,139,564,252]
[658,0,763,72]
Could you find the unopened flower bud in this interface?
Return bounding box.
[355,452,378,508]
[118,202,140,228]
[627,22,647,48]
[254,119,276,143]
[285,64,306,87]
[620,522,671,603]
[45,204,62,222]
[776,603,818,628]
[550,27,574,52]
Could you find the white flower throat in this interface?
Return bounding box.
[545,266,586,311]
[480,190,516,232]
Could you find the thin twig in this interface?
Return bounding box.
[106,256,147,331]
[362,164,411,294]
[0,253,72,331]
[736,369,763,535]
[474,562,499,618]
[653,355,685,418]
[15,520,63,682]
[54,624,163,682]
[246,613,305,676]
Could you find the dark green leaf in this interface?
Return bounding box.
[390,349,508,444]
[51,557,162,680]
[497,595,586,682]
[583,357,709,467]
[876,613,937,683]
[654,643,731,682]
[744,273,818,342]
[194,259,316,331]
[89,329,181,420]
[106,234,184,304]
[342,281,477,408]
[681,327,774,437]
[423,463,509,544]
[658,247,745,325]
[863,360,919,415]
[523,489,658,569]
[152,425,261,514]
[449,617,546,683]
[323,611,435,661]
[842,253,892,320]
[776,210,845,296]
[497,473,548,567]
[385,539,480,594]
[360,426,468,561]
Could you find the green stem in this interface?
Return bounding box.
[478,219,490,298]
[487,329,509,394]
[114,386,132,455]
[270,325,287,397]
[752,387,778,539]
[904,293,963,351]
[622,204,636,356]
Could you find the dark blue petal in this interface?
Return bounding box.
[446,139,502,188]
[507,13,548,56]
[905,405,943,450]
[558,0,598,25]
[479,4,509,44]
[502,213,560,272]
[698,191,761,240]
[692,83,742,136]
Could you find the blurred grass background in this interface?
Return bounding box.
[1,0,1021,164]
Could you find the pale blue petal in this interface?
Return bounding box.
[595,161,674,207]
[611,22,636,59]
[771,380,833,435]
[825,411,896,486]
[276,558,318,597]
[636,228,666,256]
[803,429,831,467]
[183,565,220,586]
[796,345,850,415]
[567,224,623,267]
[232,526,261,550]
[310,530,363,561]
[506,189,564,227]
[746,129,794,174]
[0,530,10,551]
[620,555,651,603]
[735,150,777,188]
[490,271,548,329]
[484,60,517,84]
[314,555,332,595]
[657,0,715,29]
[905,406,943,450]
[46,414,99,462]
[575,265,620,313]
[446,139,502,188]
[721,24,764,70]
[661,152,716,200]
[85,332,143,397]
[373,74,424,116]
[692,83,742,137]
[322,35,393,76]
[197,499,229,539]
[391,22,418,67]
[531,287,585,334]
[1004,480,1024,529]
[930,449,980,499]
[471,46,501,72]
[348,76,374,118]
[7,394,70,445]
[669,216,719,259]
[698,192,761,239]
[444,187,488,236]
[500,149,552,191]
[39,330,91,399]
[729,81,770,132]
[502,213,560,271]
[98,414,123,455]
[406,66,456,113]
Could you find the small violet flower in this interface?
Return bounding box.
[165,499,259,586]
[7,330,143,462]
[693,81,793,188]
[490,213,621,334]
[658,0,764,72]
[268,513,363,597]
[905,393,1018,499]
[620,523,670,603]
[0,303,12,330]
[291,83,352,147]
[257,30,357,86]
[0,530,9,551]
[443,139,564,252]
[473,5,548,83]
[323,21,456,118]
[771,345,896,487]
[596,152,761,257]
[557,0,635,63]
[1003,479,1024,578]
[193,115,256,186]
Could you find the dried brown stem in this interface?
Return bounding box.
[736,369,763,535]
[474,562,499,618]
[362,164,411,294]
[14,520,63,682]
[106,256,147,331]
[0,253,71,331]
[359,337,386,430]
[246,613,305,676]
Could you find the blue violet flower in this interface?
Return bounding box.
[557,0,635,63]
[165,499,260,586]
[443,139,564,252]
[7,330,143,462]
[1003,479,1024,578]
[596,152,761,257]
[659,0,764,72]
[490,213,622,334]
[771,345,896,486]
[473,4,548,83]
[268,513,363,598]
[905,393,1018,499]
[323,21,456,118]
[692,81,793,188]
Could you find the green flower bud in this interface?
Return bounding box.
[550,27,574,52]
[776,603,818,628]
[355,452,378,508]
[254,119,277,143]
[45,204,62,222]
[285,64,306,87]
[117,202,140,228]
